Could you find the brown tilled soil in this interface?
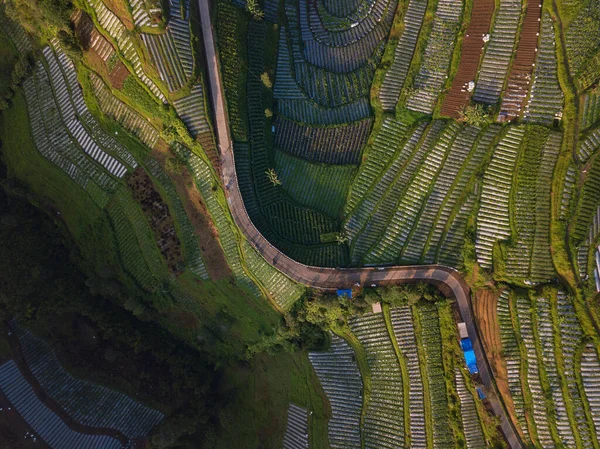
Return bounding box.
[197,130,221,174]
[472,288,525,440]
[441,0,495,117]
[499,0,543,120]
[109,62,130,89]
[127,167,184,274]
[152,140,231,281]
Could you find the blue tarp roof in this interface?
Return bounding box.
[476,388,486,400]
[336,289,352,298]
[461,338,478,374]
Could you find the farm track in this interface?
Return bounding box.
[499,0,543,120]
[440,0,495,118]
[197,0,523,447]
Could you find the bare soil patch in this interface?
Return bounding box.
[127,167,184,274]
[472,288,524,439]
[441,0,495,117]
[109,62,130,89]
[152,140,231,281]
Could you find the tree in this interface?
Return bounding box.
[260,72,272,88]
[266,168,281,186]
[335,231,348,245]
[246,0,264,20]
[458,104,491,127]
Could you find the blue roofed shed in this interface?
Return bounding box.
[336,289,353,298]
[460,338,478,374]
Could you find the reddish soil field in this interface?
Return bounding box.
[109,61,130,89]
[472,288,526,441]
[499,0,543,120]
[127,167,185,274]
[152,141,232,281]
[441,0,495,118]
[198,130,221,174]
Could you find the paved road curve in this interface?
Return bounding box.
[197,2,523,447]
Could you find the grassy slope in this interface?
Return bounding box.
[214,351,330,449]
[0,36,17,99]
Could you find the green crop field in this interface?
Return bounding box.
[3,0,600,447]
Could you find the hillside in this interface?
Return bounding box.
[0,0,600,448]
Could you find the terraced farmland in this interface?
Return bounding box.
[12,323,164,439]
[7,0,600,447]
[0,360,123,449]
[310,302,483,449]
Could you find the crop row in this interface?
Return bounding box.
[560,165,576,220]
[379,0,427,111]
[364,122,461,264]
[216,0,246,140]
[400,125,478,263]
[426,126,499,265]
[86,0,166,101]
[417,302,455,448]
[473,0,522,104]
[274,150,357,218]
[13,323,164,438]
[274,117,372,165]
[241,241,304,310]
[308,334,363,449]
[582,92,600,131]
[475,126,524,268]
[309,0,393,46]
[496,290,529,437]
[497,0,542,120]
[523,13,564,125]
[350,121,442,263]
[346,121,432,261]
[454,369,486,449]
[406,0,463,114]
[142,30,189,92]
[514,294,554,446]
[506,129,558,283]
[565,1,600,77]
[130,0,156,28]
[580,343,600,441]
[537,297,577,446]
[390,306,426,448]
[0,360,122,449]
[284,3,376,107]
[0,6,32,54]
[273,26,371,125]
[25,59,119,208]
[297,0,395,72]
[578,126,600,164]
[556,292,595,447]
[282,404,309,449]
[572,154,600,244]
[44,45,128,178]
[173,84,211,137]
[349,313,405,449]
[90,72,160,148]
[345,117,411,216]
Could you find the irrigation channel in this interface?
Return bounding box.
[197,1,524,447]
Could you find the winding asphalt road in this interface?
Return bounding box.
[197,2,523,448]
